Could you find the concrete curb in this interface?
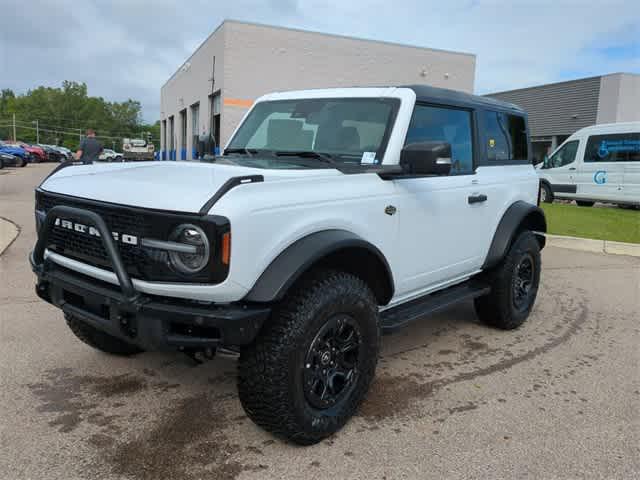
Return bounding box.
[546,234,640,257]
[0,217,20,256]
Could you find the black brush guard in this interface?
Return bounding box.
[31,205,270,351]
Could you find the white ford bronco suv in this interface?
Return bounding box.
[31,86,546,444]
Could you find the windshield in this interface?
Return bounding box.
[226,98,400,168]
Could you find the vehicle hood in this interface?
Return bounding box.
[0,145,25,156]
[24,145,43,153]
[40,161,341,213]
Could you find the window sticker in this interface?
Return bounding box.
[361,151,377,164]
[597,139,640,159]
[489,138,496,148]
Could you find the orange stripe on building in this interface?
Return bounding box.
[223,98,253,108]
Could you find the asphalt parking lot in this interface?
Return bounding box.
[1,164,639,480]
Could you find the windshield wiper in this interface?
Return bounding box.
[224,148,258,156]
[274,151,338,166]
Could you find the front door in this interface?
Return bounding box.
[542,140,579,198]
[393,104,490,298]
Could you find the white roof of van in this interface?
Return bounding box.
[572,122,640,136]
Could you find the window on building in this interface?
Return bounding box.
[485,111,528,162]
[547,140,579,168]
[584,133,640,162]
[404,104,474,174]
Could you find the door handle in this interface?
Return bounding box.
[568,167,576,170]
[468,194,487,204]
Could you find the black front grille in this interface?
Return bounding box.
[38,192,153,278]
[36,190,230,284]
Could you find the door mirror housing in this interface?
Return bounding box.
[400,142,452,176]
[541,154,550,169]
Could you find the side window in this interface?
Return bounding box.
[584,133,640,162]
[548,140,579,168]
[485,111,528,162]
[405,105,474,174]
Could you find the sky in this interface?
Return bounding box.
[1,0,638,122]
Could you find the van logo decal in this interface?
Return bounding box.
[593,170,607,185]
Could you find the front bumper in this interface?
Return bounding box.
[123,151,154,161]
[31,205,270,351]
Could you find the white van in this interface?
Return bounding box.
[537,122,640,207]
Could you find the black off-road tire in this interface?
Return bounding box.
[238,269,380,445]
[576,200,595,207]
[65,313,143,356]
[474,231,541,330]
[540,182,553,203]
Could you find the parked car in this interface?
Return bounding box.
[123,138,154,161]
[537,122,640,207]
[31,85,546,445]
[0,141,28,166]
[98,148,123,162]
[54,146,74,161]
[0,151,26,167]
[8,141,46,163]
[38,144,62,162]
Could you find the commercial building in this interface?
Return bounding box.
[486,73,640,163]
[160,19,476,160]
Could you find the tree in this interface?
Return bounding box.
[0,81,150,150]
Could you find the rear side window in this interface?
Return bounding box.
[484,111,528,162]
[405,104,474,174]
[584,133,640,162]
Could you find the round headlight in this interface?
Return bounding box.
[168,224,210,274]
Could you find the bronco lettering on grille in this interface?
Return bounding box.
[54,218,139,245]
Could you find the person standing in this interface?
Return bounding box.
[76,129,103,164]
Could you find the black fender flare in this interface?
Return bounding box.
[244,229,394,303]
[482,201,547,270]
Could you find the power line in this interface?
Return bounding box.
[0,115,154,138]
[1,119,145,139]
[0,123,133,141]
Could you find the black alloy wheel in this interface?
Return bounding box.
[512,252,535,312]
[303,314,362,410]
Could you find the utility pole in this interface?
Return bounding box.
[33,120,39,143]
[12,113,16,141]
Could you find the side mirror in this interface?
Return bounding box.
[400,142,452,176]
[541,155,549,169]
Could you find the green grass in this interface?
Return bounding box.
[541,203,640,244]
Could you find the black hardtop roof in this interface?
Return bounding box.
[403,84,525,114]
